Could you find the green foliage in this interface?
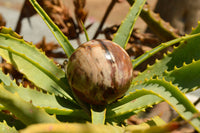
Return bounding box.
[129,79,200,129]
[0,0,199,132]
[19,117,168,133]
[0,27,74,101]
[113,0,146,48]
[0,84,59,125]
[164,59,200,92]
[0,69,88,120]
[81,21,90,42]
[0,111,25,130]
[20,123,124,133]
[29,0,74,57]
[133,23,200,92]
[132,32,200,69]
[126,0,179,41]
[0,121,18,133]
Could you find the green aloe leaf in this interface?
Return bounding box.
[19,117,167,133]
[20,123,124,133]
[106,95,161,123]
[113,0,146,48]
[0,84,59,125]
[132,32,200,69]
[29,0,74,57]
[126,121,178,133]
[109,79,200,132]
[0,121,18,133]
[133,23,200,86]
[4,85,84,114]
[0,27,75,103]
[0,68,17,87]
[0,69,88,120]
[125,116,167,132]
[163,59,200,92]
[126,0,179,41]
[0,111,25,130]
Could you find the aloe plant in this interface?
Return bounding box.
[0,0,200,132]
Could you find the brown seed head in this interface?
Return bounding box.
[66,39,133,105]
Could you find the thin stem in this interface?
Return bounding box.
[93,0,117,39]
[194,97,200,106]
[132,33,200,69]
[81,21,90,41]
[91,105,106,124]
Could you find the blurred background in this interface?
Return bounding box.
[0,0,157,45]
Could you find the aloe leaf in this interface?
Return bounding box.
[0,27,22,39]
[91,106,106,124]
[0,105,3,111]
[133,23,200,85]
[29,0,74,57]
[0,28,75,102]
[112,0,146,48]
[0,68,17,87]
[126,0,179,41]
[126,122,178,133]
[144,116,167,126]
[5,84,84,113]
[132,32,200,69]
[0,69,88,120]
[20,123,124,133]
[106,95,161,122]
[110,79,200,131]
[163,59,200,92]
[0,112,25,130]
[140,4,179,41]
[0,84,59,125]
[125,116,166,132]
[0,121,18,133]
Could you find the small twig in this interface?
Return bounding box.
[93,0,117,39]
[91,105,106,124]
[194,97,200,106]
[76,36,82,46]
[15,0,36,33]
[81,21,90,41]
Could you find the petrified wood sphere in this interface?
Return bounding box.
[66,39,133,105]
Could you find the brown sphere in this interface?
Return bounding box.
[66,39,133,105]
